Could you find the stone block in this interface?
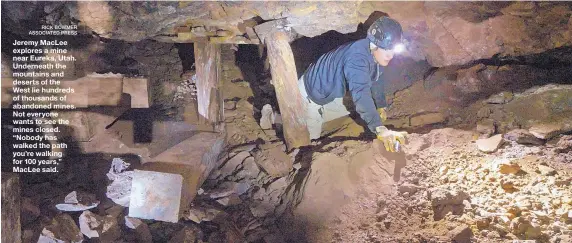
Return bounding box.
[1,173,21,243]
[447,225,473,243]
[123,77,149,108]
[537,165,556,176]
[428,188,470,207]
[476,134,503,153]
[504,85,572,133]
[128,170,183,223]
[504,129,544,145]
[529,123,572,140]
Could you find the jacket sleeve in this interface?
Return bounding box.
[344,57,383,134]
[371,78,387,108]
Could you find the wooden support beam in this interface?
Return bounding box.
[266,31,310,149]
[173,33,260,45]
[194,38,224,130]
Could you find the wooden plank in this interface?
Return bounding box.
[194,39,223,127]
[266,31,310,149]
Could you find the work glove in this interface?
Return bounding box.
[377,107,387,122]
[376,126,407,152]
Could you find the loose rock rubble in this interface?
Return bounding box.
[78,210,121,241]
[245,127,570,243]
[38,214,84,243]
[374,129,572,243]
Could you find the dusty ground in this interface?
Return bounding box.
[220,47,572,243]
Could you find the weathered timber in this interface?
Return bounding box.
[194,38,224,128]
[266,31,310,149]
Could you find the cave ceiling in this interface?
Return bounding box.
[2,1,571,67]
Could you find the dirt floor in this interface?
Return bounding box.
[219,47,572,243]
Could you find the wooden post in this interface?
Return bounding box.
[194,39,223,129]
[1,173,21,243]
[266,31,310,149]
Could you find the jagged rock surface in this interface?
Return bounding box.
[3,2,572,66]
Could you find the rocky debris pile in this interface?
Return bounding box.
[284,127,571,243]
[436,155,571,241]
[371,128,572,242]
[198,140,303,242]
[128,170,184,223]
[78,211,121,241]
[38,214,84,243]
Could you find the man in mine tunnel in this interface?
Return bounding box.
[298,16,407,152]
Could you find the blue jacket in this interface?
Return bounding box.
[302,38,385,133]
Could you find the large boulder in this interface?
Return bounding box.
[504,84,572,135]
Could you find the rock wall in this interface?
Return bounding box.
[2,2,571,67]
[385,63,572,131]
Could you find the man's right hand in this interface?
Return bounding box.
[376,126,407,152]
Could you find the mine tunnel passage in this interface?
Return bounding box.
[1,1,572,243]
